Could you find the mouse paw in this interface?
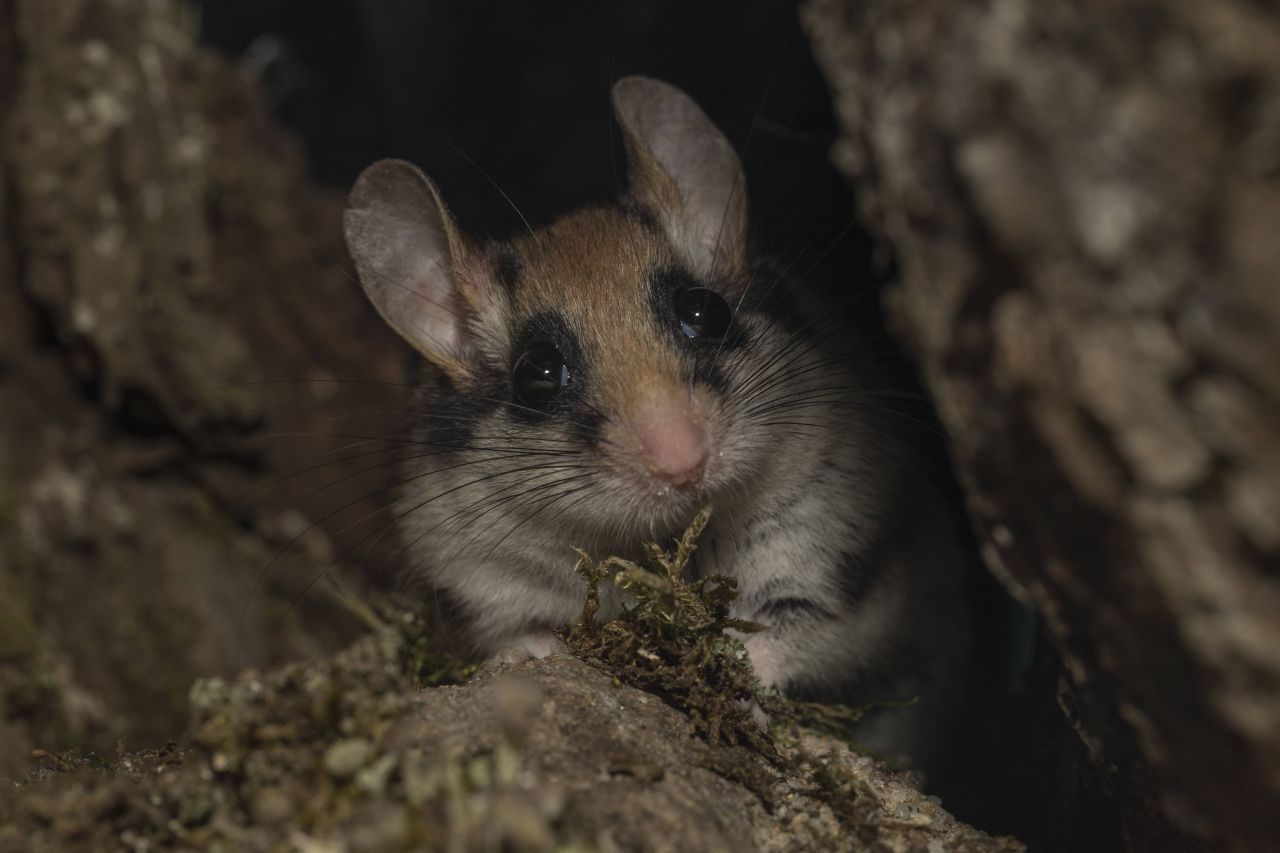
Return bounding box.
[742,635,785,690]
[489,630,566,665]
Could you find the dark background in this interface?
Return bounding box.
[193,0,880,298]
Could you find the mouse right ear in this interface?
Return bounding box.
[612,76,748,283]
[344,159,477,382]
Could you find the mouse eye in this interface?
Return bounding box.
[674,287,731,341]
[512,344,571,407]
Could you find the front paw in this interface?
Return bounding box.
[489,630,566,665]
[742,633,785,690]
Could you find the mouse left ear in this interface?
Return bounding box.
[344,159,485,385]
[612,76,748,282]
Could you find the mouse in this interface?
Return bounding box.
[342,76,976,768]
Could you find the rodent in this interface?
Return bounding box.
[343,76,976,768]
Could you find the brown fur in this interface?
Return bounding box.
[511,210,679,411]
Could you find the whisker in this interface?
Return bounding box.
[373,467,593,589]
[243,450,574,640]
[191,378,418,394]
[448,142,538,241]
[267,456,590,638]
[475,482,595,564]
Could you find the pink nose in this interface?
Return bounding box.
[634,405,708,487]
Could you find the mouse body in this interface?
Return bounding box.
[343,77,975,766]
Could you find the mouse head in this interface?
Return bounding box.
[345,77,788,539]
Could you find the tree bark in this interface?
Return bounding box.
[804,1,1280,849]
[0,623,1021,852]
[0,0,410,776]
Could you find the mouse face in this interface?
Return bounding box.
[344,77,830,546]
[448,208,767,535]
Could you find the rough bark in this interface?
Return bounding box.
[804,1,1280,849]
[0,615,1020,852]
[0,0,410,777]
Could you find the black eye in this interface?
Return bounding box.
[512,344,571,407]
[674,287,731,340]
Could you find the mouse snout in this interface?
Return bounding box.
[630,398,708,487]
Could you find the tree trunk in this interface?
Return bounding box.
[0,0,409,776]
[804,1,1280,849]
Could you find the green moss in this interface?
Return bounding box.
[565,506,782,754]
[397,605,474,687]
[401,640,479,688]
[804,750,884,845]
[563,505,895,838]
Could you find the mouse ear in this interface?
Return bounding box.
[612,76,747,281]
[344,159,477,381]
